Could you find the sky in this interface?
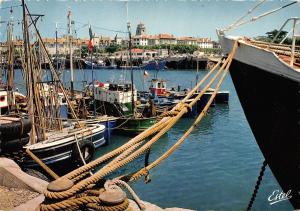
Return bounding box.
[0,0,299,42]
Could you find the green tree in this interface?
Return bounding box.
[255,29,289,43]
[105,44,121,54]
[266,29,288,41]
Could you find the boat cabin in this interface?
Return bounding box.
[149,79,167,97]
[94,82,137,104]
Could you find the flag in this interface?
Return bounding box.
[144,70,149,79]
[155,61,159,70]
[88,24,93,52]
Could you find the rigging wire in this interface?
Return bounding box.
[224,1,298,32]
[225,0,267,31]
[76,20,128,34]
[0,4,21,10]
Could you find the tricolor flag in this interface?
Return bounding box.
[88,24,93,52]
[144,70,149,79]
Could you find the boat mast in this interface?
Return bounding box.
[55,22,59,72]
[6,16,14,113]
[127,22,135,115]
[21,0,37,144]
[196,59,199,86]
[24,4,81,126]
[67,10,74,99]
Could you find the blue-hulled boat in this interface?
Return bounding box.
[81,116,118,142]
[142,59,166,71]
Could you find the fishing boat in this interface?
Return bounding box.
[23,123,105,168]
[14,3,107,172]
[92,81,156,134]
[89,22,156,135]
[93,82,136,117]
[119,59,166,71]
[140,78,229,117]
[218,10,300,208]
[84,60,105,69]
[0,14,32,154]
[56,13,118,143]
[79,115,118,141]
[142,59,166,71]
[85,60,117,69]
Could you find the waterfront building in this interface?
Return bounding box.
[147,35,160,46]
[0,40,23,53]
[93,36,111,47]
[157,33,177,45]
[42,36,87,56]
[133,35,149,46]
[111,35,124,45]
[177,36,198,45]
[113,48,158,59]
[0,22,218,57]
[197,38,213,49]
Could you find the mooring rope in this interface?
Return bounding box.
[128,41,238,182]
[105,179,145,210]
[36,41,239,209]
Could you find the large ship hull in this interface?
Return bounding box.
[219,34,300,208]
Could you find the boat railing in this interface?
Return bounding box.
[270,17,300,67]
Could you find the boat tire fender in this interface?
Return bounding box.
[72,140,95,164]
[0,118,31,140]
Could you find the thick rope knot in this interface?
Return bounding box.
[182,103,192,112]
[160,110,179,117]
[106,179,146,210]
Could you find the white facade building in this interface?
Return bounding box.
[132,35,148,46]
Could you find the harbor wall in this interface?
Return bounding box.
[0,158,193,211]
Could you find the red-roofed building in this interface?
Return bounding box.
[157,33,177,45]
[147,35,160,46]
[177,37,198,45]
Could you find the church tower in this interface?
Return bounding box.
[136,22,146,36]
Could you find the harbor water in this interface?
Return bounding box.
[15,68,293,210]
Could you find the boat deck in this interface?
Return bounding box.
[245,38,300,72]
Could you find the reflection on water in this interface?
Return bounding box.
[12,68,293,210]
